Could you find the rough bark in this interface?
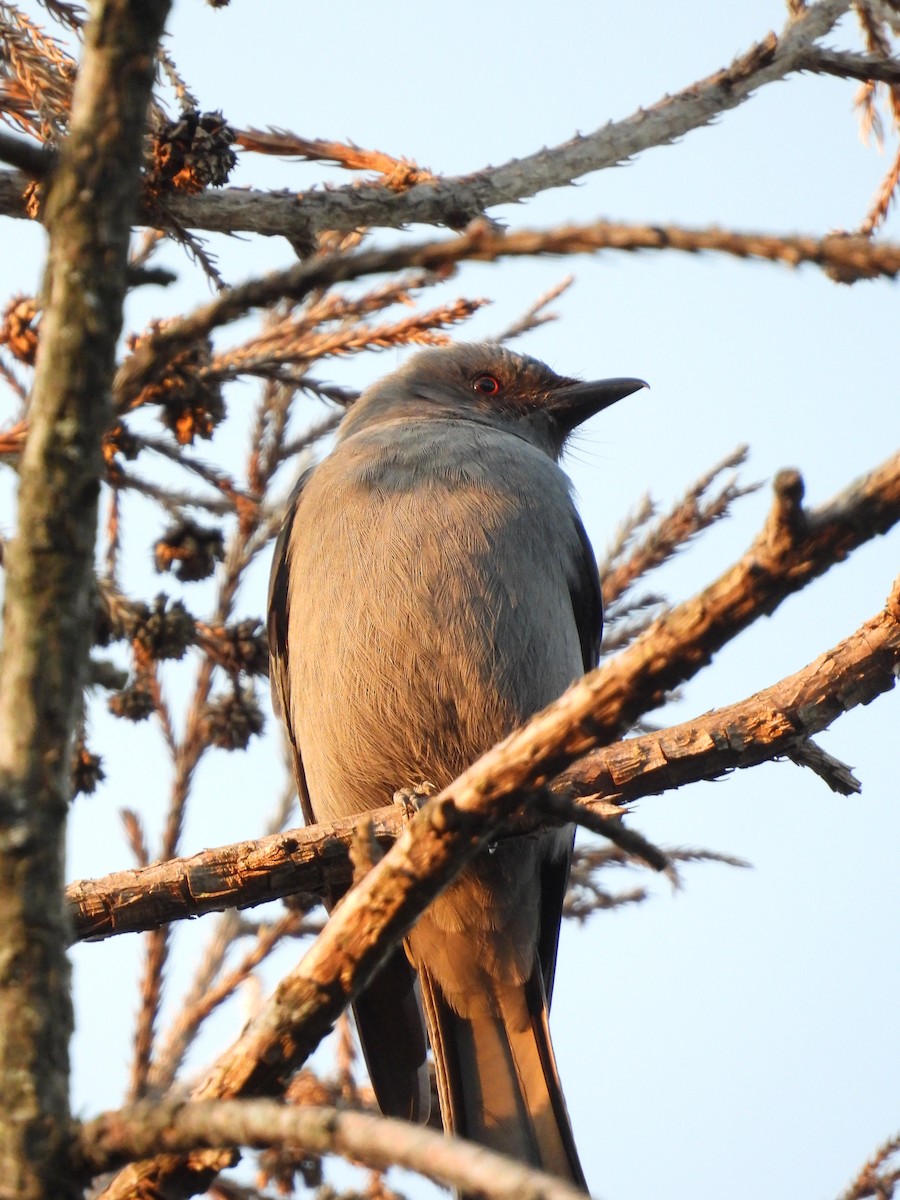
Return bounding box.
[0,2,169,1196]
[78,1098,588,1200]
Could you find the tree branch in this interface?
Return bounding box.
[798,46,900,84]
[128,0,858,240]
[94,573,900,1200]
[476,220,900,282]
[0,2,858,242]
[0,129,54,178]
[109,222,900,423]
[0,1,170,1195]
[78,1098,589,1200]
[68,568,900,943]
[599,456,900,731]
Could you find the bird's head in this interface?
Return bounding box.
[338,342,647,459]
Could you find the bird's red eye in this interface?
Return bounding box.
[472,373,502,396]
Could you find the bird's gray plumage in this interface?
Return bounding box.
[268,343,645,1188]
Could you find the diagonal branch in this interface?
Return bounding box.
[0,2,856,241]
[798,46,900,83]
[600,456,900,730]
[71,448,900,945]
[110,224,900,417]
[78,1098,588,1200]
[135,0,857,241]
[94,574,900,1200]
[67,567,900,943]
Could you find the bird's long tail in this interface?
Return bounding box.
[418,962,586,1189]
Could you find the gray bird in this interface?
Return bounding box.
[268,343,645,1187]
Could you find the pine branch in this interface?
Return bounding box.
[234,128,437,188]
[78,1097,589,1200]
[840,1129,900,1200]
[67,574,900,942]
[0,4,860,242]
[91,574,900,1200]
[600,456,900,728]
[798,46,900,82]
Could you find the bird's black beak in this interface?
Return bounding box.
[550,377,648,433]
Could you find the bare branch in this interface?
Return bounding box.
[602,445,754,611]
[92,573,900,1200]
[565,845,749,921]
[600,455,900,728]
[786,739,862,794]
[142,1,855,238]
[69,568,900,945]
[78,1098,590,1200]
[0,126,54,175]
[0,3,856,242]
[493,275,574,343]
[798,46,900,83]
[235,128,437,188]
[859,140,900,235]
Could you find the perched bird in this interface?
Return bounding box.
[268,343,645,1187]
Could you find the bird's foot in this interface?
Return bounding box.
[392,781,436,822]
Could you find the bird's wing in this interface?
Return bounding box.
[267,467,431,1123]
[267,468,315,825]
[569,510,604,674]
[536,509,603,1004]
